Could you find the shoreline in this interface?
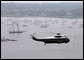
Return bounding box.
[1,16,83,19]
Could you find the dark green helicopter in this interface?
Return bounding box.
[30,33,70,45]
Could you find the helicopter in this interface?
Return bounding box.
[30,33,70,45]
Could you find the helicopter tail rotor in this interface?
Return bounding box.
[29,33,36,39]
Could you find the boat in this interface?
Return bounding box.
[1,37,17,42]
[9,31,23,33]
[9,19,23,33]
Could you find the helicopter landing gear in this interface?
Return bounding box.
[44,43,46,46]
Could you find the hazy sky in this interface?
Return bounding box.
[1,1,83,4]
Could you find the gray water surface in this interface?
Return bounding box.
[1,17,83,59]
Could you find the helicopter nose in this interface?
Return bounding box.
[67,39,70,42]
[65,39,70,43]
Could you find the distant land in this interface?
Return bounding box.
[1,3,83,18]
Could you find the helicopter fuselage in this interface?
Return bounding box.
[31,35,70,45]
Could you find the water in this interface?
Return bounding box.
[1,17,83,59]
